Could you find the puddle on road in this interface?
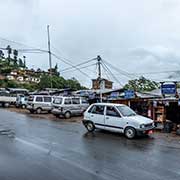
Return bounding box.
[0,126,15,138]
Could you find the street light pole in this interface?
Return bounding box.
[97,55,102,102]
[47,25,53,89]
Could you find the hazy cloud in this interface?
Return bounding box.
[0,0,180,87]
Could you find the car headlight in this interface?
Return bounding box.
[140,124,145,128]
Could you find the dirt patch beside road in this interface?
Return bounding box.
[6,107,83,123]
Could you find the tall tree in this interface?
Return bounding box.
[124,76,159,92]
[23,56,26,68]
[0,50,4,59]
[13,49,18,65]
[6,45,12,64]
[54,63,59,76]
[18,58,24,67]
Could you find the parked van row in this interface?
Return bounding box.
[4,93,155,139]
[26,95,89,118]
[51,96,89,118]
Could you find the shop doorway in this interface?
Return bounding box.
[130,101,148,117]
[166,102,180,124]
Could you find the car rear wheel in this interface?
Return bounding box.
[86,122,95,132]
[124,127,136,139]
[64,112,71,119]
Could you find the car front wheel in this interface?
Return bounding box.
[124,127,136,139]
[86,121,95,132]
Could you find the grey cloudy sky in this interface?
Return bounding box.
[0,0,180,88]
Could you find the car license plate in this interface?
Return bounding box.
[148,130,153,134]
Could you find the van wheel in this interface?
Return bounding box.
[4,103,10,108]
[54,114,60,118]
[86,122,95,132]
[64,112,71,119]
[29,110,34,114]
[22,104,26,109]
[36,108,42,114]
[124,127,136,139]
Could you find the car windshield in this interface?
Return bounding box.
[53,98,63,104]
[117,106,136,117]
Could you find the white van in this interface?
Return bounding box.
[51,96,89,118]
[27,95,53,114]
[16,94,28,109]
[83,103,154,139]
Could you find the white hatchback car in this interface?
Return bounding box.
[83,103,154,139]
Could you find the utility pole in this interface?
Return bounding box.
[97,55,102,102]
[47,25,53,88]
[97,55,102,79]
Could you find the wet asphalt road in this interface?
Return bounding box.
[0,109,180,180]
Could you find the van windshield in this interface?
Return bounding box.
[117,106,136,117]
[28,96,34,102]
[53,98,63,104]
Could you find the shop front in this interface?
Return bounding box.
[149,99,180,125]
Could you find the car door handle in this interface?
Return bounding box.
[106,117,109,119]
[91,115,94,117]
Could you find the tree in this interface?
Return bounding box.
[23,56,26,68]
[13,49,18,65]
[0,50,4,59]
[48,64,60,76]
[38,75,84,90]
[54,63,59,76]
[6,45,12,64]
[66,77,81,90]
[124,76,159,92]
[18,58,24,67]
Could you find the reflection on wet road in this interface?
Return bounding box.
[0,108,180,180]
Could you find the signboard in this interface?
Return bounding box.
[161,83,176,95]
[153,101,157,107]
[63,91,68,96]
[110,92,119,98]
[178,99,180,106]
[124,90,135,99]
[80,91,89,96]
[165,101,169,106]
[89,92,95,99]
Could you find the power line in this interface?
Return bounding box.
[102,59,134,79]
[101,62,111,80]
[51,52,93,79]
[60,63,97,74]
[130,70,180,75]
[51,44,98,78]
[60,58,96,72]
[101,61,124,87]
[0,36,32,48]
[0,37,47,53]
[102,59,180,77]
[17,49,48,53]
[51,45,97,72]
